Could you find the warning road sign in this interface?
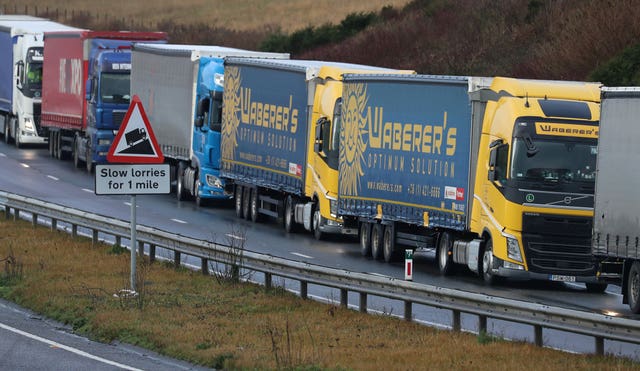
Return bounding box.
[107,95,164,164]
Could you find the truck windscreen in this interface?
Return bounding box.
[101,73,130,104]
[510,138,597,183]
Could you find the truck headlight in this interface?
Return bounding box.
[98,139,111,146]
[23,117,34,131]
[505,236,523,263]
[330,198,338,216]
[205,174,223,188]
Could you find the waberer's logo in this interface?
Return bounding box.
[535,122,598,139]
[339,83,368,197]
[221,66,241,162]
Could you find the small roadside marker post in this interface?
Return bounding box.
[405,249,413,281]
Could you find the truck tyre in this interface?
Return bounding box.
[13,119,21,148]
[283,195,297,233]
[48,132,55,157]
[312,206,325,240]
[234,185,244,218]
[437,231,455,276]
[360,222,372,257]
[4,118,12,144]
[585,282,608,293]
[250,188,260,223]
[371,223,384,260]
[242,187,251,221]
[481,239,501,285]
[85,145,93,173]
[628,261,640,314]
[176,163,186,201]
[194,174,205,207]
[383,224,399,263]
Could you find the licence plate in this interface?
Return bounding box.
[550,274,576,282]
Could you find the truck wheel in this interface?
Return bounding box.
[250,188,260,223]
[13,119,21,149]
[242,187,251,220]
[383,224,398,263]
[481,239,501,285]
[312,206,325,240]
[176,163,186,201]
[48,132,55,157]
[234,186,244,218]
[85,145,93,173]
[437,232,454,276]
[283,195,296,233]
[371,223,384,260]
[628,261,640,314]
[194,174,206,207]
[360,223,372,257]
[585,282,608,293]
[4,119,12,144]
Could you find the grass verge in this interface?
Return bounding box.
[0,213,636,370]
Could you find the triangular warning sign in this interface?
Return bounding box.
[107,95,164,164]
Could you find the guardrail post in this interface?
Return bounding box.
[265,272,272,289]
[4,207,9,219]
[359,292,367,313]
[115,235,121,248]
[149,244,156,263]
[13,208,18,221]
[340,289,348,308]
[534,325,543,347]
[174,251,181,267]
[201,258,208,275]
[138,241,144,256]
[72,224,77,237]
[92,229,98,246]
[595,336,604,356]
[452,310,461,331]
[404,301,412,321]
[51,218,57,231]
[479,315,487,333]
[31,213,37,226]
[300,281,308,299]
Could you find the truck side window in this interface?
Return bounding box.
[494,144,509,183]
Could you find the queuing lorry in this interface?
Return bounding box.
[592,87,640,312]
[0,15,79,147]
[41,30,167,172]
[130,44,288,206]
[338,74,606,287]
[221,58,413,237]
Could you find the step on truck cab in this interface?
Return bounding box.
[0,15,80,147]
[338,74,605,288]
[220,58,414,238]
[41,30,167,172]
[130,44,289,206]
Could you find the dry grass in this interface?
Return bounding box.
[0,214,636,369]
[1,0,412,32]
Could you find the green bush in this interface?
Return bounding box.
[589,43,640,86]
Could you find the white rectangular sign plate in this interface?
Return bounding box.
[95,164,170,195]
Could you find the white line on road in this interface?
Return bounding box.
[225,234,246,241]
[0,153,6,157]
[82,188,93,193]
[47,175,59,181]
[0,322,142,371]
[171,218,187,224]
[20,163,29,168]
[291,252,314,259]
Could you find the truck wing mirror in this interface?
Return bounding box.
[488,148,497,181]
[195,98,209,129]
[314,117,326,153]
[85,79,92,101]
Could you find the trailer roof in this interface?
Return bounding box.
[44,30,167,41]
[132,43,289,61]
[0,16,82,34]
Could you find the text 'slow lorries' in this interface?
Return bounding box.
[220,59,413,237]
[41,30,167,172]
[593,87,640,312]
[338,74,606,287]
[0,15,79,147]
[130,44,289,206]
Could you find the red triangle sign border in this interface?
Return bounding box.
[107,95,164,164]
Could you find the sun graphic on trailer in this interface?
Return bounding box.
[339,83,368,197]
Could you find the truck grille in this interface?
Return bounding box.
[113,111,126,127]
[521,213,597,275]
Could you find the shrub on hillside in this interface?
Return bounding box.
[589,44,640,86]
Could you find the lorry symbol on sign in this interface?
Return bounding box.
[126,128,147,146]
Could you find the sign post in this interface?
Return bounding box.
[96,95,168,292]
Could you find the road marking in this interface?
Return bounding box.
[0,322,142,371]
[225,234,246,241]
[82,188,93,193]
[0,153,6,157]
[47,175,59,181]
[171,218,187,224]
[291,252,314,259]
[124,202,139,207]
[21,163,29,168]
